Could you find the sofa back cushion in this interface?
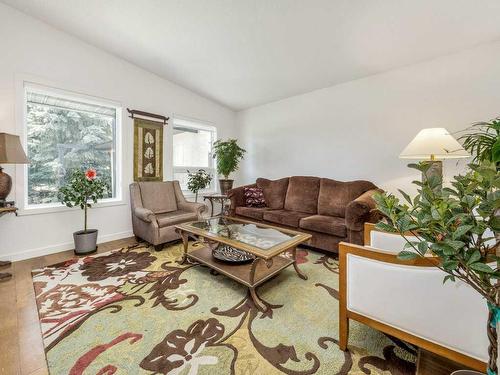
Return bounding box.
[256,177,289,209]
[284,176,320,214]
[138,181,178,213]
[318,179,377,217]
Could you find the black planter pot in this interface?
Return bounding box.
[219,179,234,195]
[73,229,98,255]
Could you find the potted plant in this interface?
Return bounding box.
[212,138,246,194]
[187,169,212,202]
[458,118,500,167]
[374,161,499,375]
[58,168,108,255]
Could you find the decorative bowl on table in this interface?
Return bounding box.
[212,244,255,263]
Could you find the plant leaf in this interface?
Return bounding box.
[398,189,412,205]
[467,250,481,265]
[397,251,419,260]
[375,222,397,233]
[452,225,473,239]
[443,275,456,284]
[470,262,495,273]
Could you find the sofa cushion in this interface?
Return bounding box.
[256,177,289,209]
[318,179,377,217]
[299,215,347,237]
[284,176,320,214]
[263,209,311,228]
[244,187,266,207]
[139,181,178,213]
[156,210,197,227]
[235,206,270,221]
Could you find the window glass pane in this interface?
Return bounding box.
[173,126,212,168]
[173,171,190,191]
[174,170,214,192]
[26,89,117,205]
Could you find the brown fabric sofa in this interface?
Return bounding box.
[130,181,207,250]
[228,176,382,253]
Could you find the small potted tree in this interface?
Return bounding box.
[59,168,108,255]
[212,139,246,194]
[187,169,212,202]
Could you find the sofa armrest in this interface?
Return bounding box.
[134,207,155,223]
[345,188,383,231]
[227,183,256,215]
[178,201,207,218]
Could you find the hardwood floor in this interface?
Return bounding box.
[0,237,138,375]
[0,237,463,375]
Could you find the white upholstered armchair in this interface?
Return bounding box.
[338,223,488,373]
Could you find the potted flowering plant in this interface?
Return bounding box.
[58,168,108,254]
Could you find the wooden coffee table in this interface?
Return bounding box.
[175,216,312,311]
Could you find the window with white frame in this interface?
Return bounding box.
[172,117,216,193]
[24,84,121,208]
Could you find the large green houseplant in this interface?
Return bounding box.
[375,161,499,375]
[212,139,246,194]
[458,118,500,166]
[58,168,108,255]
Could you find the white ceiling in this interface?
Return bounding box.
[4,0,500,110]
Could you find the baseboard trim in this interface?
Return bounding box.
[1,230,134,262]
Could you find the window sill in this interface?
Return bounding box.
[17,198,127,216]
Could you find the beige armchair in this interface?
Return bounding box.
[129,181,207,250]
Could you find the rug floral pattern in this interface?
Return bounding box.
[32,242,417,374]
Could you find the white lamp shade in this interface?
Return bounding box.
[399,128,470,160]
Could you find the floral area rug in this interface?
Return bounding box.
[32,242,417,374]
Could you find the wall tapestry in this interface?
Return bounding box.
[133,118,164,181]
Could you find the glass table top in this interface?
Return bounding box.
[185,217,302,250]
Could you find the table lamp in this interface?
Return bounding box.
[0,133,29,205]
[399,128,470,182]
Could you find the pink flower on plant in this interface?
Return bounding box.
[85,168,97,181]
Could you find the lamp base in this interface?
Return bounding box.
[0,167,12,201]
[422,160,443,185]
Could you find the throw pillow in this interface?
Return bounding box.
[244,187,266,207]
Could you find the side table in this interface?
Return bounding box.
[0,206,17,281]
[202,194,230,217]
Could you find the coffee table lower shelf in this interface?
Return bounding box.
[187,246,294,288]
[185,246,296,311]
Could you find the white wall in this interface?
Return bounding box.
[236,41,500,195]
[0,4,236,261]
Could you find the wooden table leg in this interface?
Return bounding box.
[249,287,267,311]
[248,257,268,312]
[0,260,12,281]
[291,247,308,280]
[0,272,12,281]
[177,229,189,264]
